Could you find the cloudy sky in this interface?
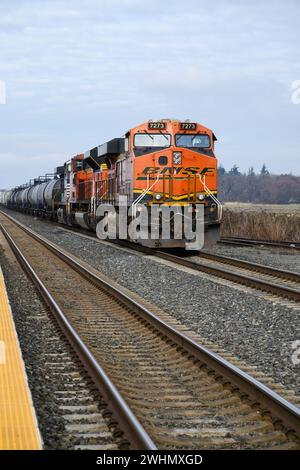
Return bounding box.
[0,0,299,187]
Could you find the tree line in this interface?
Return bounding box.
[218,164,300,204]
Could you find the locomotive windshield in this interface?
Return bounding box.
[134,133,171,147]
[175,134,210,148]
[134,133,171,156]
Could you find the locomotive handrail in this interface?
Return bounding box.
[130,175,160,217]
[198,174,223,222]
[96,180,109,202]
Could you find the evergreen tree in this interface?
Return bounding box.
[260,163,269,176]
[229,164,241,176]
[218,165,226,176]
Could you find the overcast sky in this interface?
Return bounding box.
[0,0,299,187]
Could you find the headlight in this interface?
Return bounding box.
[173,151,182,165]
[198,193,205,201]
[155,194,162,201]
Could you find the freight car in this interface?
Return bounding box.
[4,119,222,249]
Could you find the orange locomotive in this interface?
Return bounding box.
[56,118,222,249]
[6,119,222,250]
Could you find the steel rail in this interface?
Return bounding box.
[152,251,300,302]
[196,251,300,283]
[220,237,300,250]
[0,210,299,438]
[53,226,300,300]
[0,221,157,451]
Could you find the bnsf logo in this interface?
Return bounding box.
[138,166,214,178]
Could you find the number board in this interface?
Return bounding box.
[180,122,197,130]
[148,122,166,130]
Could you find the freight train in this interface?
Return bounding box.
[2,119,222,249]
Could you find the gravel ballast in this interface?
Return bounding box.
[206,243,300,274]
[0,244,68,448]
[0,231,119,450]
[1,208,300,398]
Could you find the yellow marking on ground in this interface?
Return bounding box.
[0,267,42,450]
[0,341,5,364]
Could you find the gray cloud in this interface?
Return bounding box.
[0,0,299,187]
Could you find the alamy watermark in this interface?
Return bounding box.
[95,196,205,250]
[291,80,300,104]
[0,80,6,104]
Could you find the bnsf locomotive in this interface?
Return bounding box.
[3,119,222,249]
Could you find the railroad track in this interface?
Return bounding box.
[6,210,300,304]
[53,225,300,302]
[220,237,300,250]
[152,250,300,304]
[0,210,299,450]
[51,226,300,303]
[105,239,300,303]
[34,329,129,450]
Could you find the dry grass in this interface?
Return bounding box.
[221,204,300,242]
